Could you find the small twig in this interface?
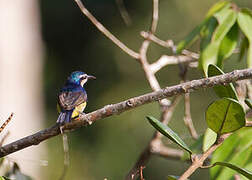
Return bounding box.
[140,166,145,180]
[184,93,198,139]
[236,80,247,109]
[74,0,140,59]
[125,96,182,180]
[150,0,159,33]
[140,31,199,59]
[178,133,231,180]
[179,64,198,140]
[115,0,132,26]
[150,55,198,74]
[0,131,10,147]
[151,140,184,159]
[0,113,14,134]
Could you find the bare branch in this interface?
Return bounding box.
[0,131,10,147]
[151,139,184,159]
[74,0,140,59]
[178,133,231,180]
[140,31,199,59]
[150,55,197,74]
[150,0,159,33]
[125,96,181,180]
[0,68,251,158]
[184,93,198,139]
[115,0,132,26]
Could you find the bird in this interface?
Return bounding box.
[57,71,96,124]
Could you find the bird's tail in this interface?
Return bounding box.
[57,111,73,124]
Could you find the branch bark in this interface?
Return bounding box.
[0,68,251,158]
[178,133,231,180]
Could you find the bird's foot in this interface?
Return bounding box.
[79,112,92,125]
[60,125,64,134]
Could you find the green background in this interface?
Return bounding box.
[39,0,252,179]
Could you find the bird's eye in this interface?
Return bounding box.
[80,75,87,80]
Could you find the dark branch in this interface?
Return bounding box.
[0,68,252,158]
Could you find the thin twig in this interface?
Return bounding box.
[0,113,14,134]
[115,0,132,26]
[74,0,140,59]
[150,55,198,74]
[0,68,251,158]
[140,31,199,59]
[178,133,231,180]
[150,0,159,33]
[0,131,10,147]
[184,93,198,139]
[140,166,145,180]
[125,96,181,180]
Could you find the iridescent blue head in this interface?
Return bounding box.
[67,71,96,87]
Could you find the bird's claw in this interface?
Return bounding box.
[79,112,92,125]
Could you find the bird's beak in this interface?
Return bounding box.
[87,75,96,80]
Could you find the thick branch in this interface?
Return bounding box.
[0,68,252,157]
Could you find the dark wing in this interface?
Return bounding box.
[58,90,87,111]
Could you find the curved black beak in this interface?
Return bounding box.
[87,75,96,80]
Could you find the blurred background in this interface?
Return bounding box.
[0,0,251,179]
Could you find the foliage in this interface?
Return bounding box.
[148,1,252,179]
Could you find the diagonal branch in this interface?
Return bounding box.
[74,0,140,59]
[178,133,231,180]
[0,68,251,158]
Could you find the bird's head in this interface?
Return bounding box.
[68,71,96,87]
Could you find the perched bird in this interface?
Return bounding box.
[57,71,96,124]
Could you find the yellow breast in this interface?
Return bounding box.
[71,102,87,118]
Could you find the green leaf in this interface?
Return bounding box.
[211,128,252,179]
[213,9,237,42]
[167,175,179,180]
[200,17,218,51]
[1,177,11,180]
[207,64,238,100]
[176,1,230,54]
[176,21,206,54]
[238,8,252,68]
[239,36,249,62]
[199,41,220,75]
[202,128,217,152]
[147,116,192,154]
[237,8,252,41]
[212,162,252,179]
[206,1,231,18]
[206,98,245,134]
[217,23,239,67]
[199,7,237,74]
[245,98,252,109]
